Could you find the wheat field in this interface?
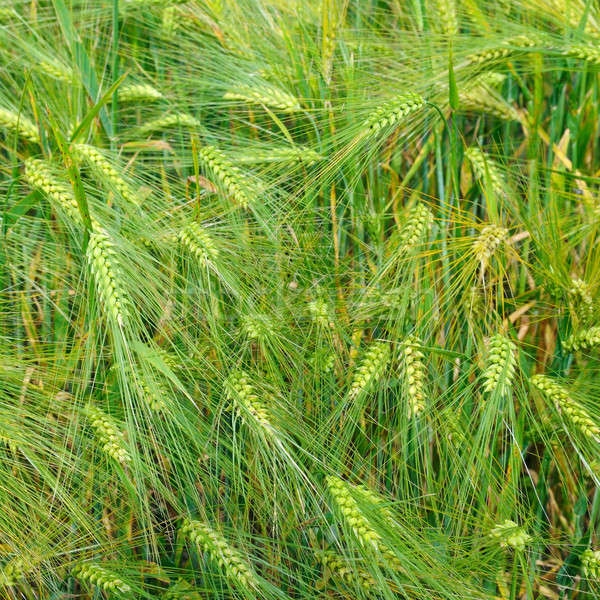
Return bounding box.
[1,0,600,598]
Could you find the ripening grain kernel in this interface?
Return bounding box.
[490,520,531,551]
[87,229,130,328]
[400,335,427,417]
[197,145,253,208]
[224,83,301,112]
[362,92,425,134]
[85,404,131,465]
[71,562,131,593]
[0,107,40,143]
[531,374,600,441]
[71,143,140,206]
[482,334,517,397]
[181,519,259,589]
[348,341,390,399]
[178,222,219,266]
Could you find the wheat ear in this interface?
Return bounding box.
[482,334,517,397]
[318,551,376,591]
[178,222,219,266]
[0,107,40,143]
[85,404,131,465]
[563,326,600,353]
[181,519,259,589]
[400,335,427,417]
[348,341,390,399]
[224,82,301,112]
[489,520,531,551]
[71,562,131,593]
[362,92,425,136]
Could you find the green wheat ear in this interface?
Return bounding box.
[563,326,600,353]
[118,83,164,103]
[582,549,600,579]
[361,92,425,137]
[0,107,40,143]
[181,519,260,590]
[71,562,131,594]
[482,334,517,397]
[399,335,427,418]
[85,404,131,465]
[489,520,531,551]
[224,82,301,112]
[348,341,390,399]
[318,550,376,591]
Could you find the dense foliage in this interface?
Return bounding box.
[1,0,600,598]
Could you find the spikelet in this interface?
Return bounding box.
[464,147,506,198]
[482,334,517,397]
[563,326,600,353]
[178,222,219,266]
[197,145,253,209]
[308,298,331,328]
[181,519,259,589]
[531,374,600,441]
[223,83,301,112]
[0,557,29,586]
[38,60,73,82]
[71,143,139,206]
[318,551,376,591]
[459,87,521,121]
[242,314,275,342]
[119,83,164,103]
[362,92,425,135]
[24,158,91,226]
[569,278,594,323]
[489,520,531,551]
[87,229,129,327]
[396,203,434,254]
[0,108,40,143]
[562,44,600,64]
[582,549,600,579]
[235,145,323,165]
[466,36,537,65]
[348,341,390,399]
[399,335,427,417]
[137,112,202,135]
[432,0,458,35]
[136,376,167,412]
[472,224,508,269]
[224,370,274,434]
[71,562,131,593]
[325,476,401,569]
[85,405,131,465]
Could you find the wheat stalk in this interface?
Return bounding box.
[489,520,531,551]
[0,107,40,143]
[531,374,600,440]
[348,341,390,399]
[181,518,259,589]
[197,145,253,209]
[87,229,130,328]
[71,143,140,206]
[482,334,517,397]
[71,562,131,594]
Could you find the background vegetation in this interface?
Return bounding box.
[1,0,600,598]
